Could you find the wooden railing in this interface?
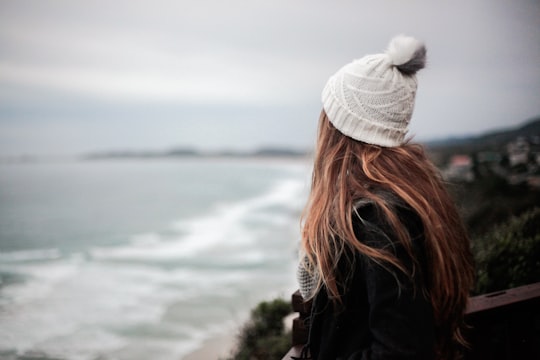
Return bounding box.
[282,282,540,359]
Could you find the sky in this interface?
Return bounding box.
[0,0,539,156]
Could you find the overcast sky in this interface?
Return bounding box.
[1,0,539,156]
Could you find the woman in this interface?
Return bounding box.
[297,35,475,359]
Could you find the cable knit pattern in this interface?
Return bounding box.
[322,35,426,147]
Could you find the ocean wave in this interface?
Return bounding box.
[0,165,308,359]
[0,248,62,263]
[89,177,306,263]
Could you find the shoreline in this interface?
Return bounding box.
[182,333,237,360]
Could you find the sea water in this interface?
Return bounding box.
[0,157,311,360]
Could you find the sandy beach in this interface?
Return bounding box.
[183,333,237,360]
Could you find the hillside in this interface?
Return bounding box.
[424,116,540,162]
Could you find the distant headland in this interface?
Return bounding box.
[81,116,540,161]
[81,146,309,160]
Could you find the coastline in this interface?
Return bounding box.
[182,333,237,360]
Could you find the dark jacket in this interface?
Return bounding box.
[307,202,436,360]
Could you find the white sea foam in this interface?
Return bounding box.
[0,248,62,262]
[0,259,197,358]
[0,161,309,359]
[90,177,306,262]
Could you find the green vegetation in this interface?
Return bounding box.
[226,298,292,360]
[446,170,540,294]
[449,174,540,238]
[473,207,540,294]
[429,116,540,292]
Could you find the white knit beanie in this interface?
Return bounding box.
[322,35,427,147]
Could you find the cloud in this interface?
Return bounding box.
[0,0,539,155]
[0,5,328,105]
[0,58,293,104]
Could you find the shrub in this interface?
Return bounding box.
[473,207,540,294]
[226,298,292,360]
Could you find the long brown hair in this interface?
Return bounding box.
[301,111,475,357]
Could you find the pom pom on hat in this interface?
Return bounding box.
[386,35,427,75]
[321,35,427,147]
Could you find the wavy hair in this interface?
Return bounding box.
[301,111,475,358]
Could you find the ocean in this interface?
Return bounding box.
[0,157,311,360]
